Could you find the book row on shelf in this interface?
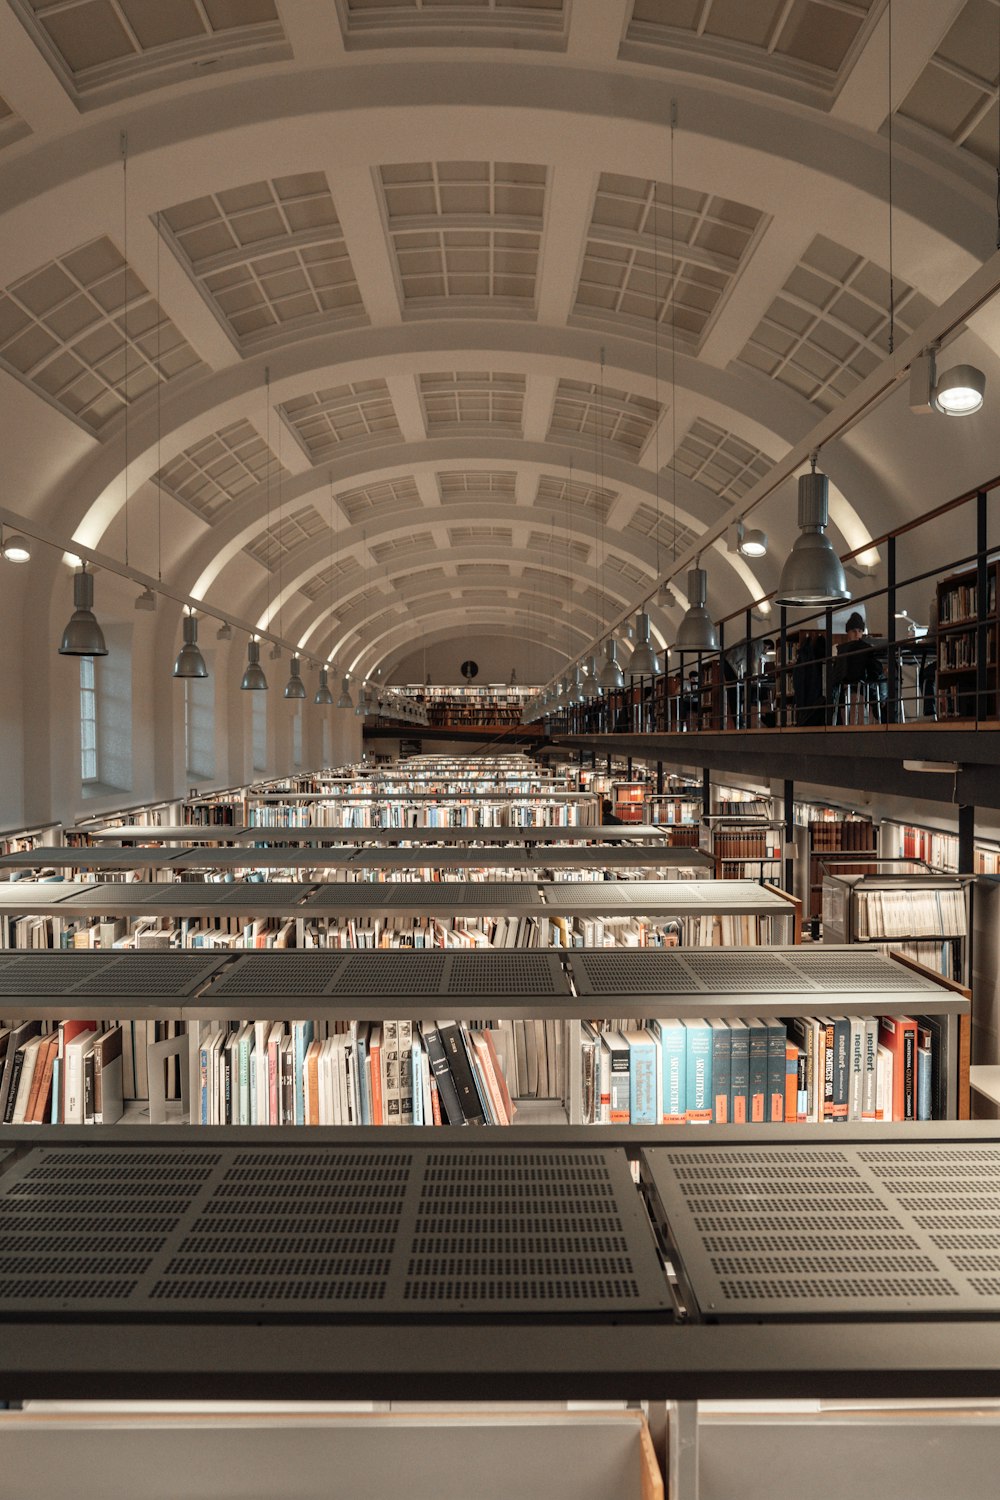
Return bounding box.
[937,567,998,624]
[0,1008,946,1130]
[851,886,968,941]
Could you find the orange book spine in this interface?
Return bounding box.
[785,1043,799,1126]
[306,1041,320,1126]
[370,1037,383,1125]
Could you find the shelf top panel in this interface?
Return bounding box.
[642,1139,1000,1320]
[0,1142,669,1321]
[201,948,570,1001]
[0,949,227,997]
[85,826,246,842]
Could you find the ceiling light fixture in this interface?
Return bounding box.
[629,611,660,675]
[776,456,850,607]
[284,655,306,699]
[1,529,30,564]
[240,638,268,692]
[134,587,156,611]
[910,347,986,416]
[173,611,208,679]
[336,676,353,710]
[59,564,108,657]
[314,667,334,706]
[738,523,768,558]
[598,639,625,692]
[675,565,719,652]
[216,621,233,641]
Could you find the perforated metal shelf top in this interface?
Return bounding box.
[641,1139,1000,1322]
[0,1142,669,1321]
[203,949,569,1002]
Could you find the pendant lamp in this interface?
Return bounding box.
[284,655,306,699]
[628,612,660,675]
[59,565,108,657]
[776,462,850,607]
[314,668,334,705]
[173,612,208,678]
[598,639,625,691]
[240,639,268,691]
[336,676,353,710]
[675,567,719,652]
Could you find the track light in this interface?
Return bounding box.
[336,676,353,710]
[598,639,625,692]
[59,565,108,657]
[628,611,660,675]
[729,520,768,559]
[284,655,306,699]
[134,587,156,611]
[173,612,208,679]
[675,566,719,652]
[1,530,31,564]
[216,621,233,641]
[314,667,334,706]
[240,638,268,691]
[776,460,850,607]
[911,348,986,416]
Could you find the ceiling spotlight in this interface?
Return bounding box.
[598,639,625,692]
[134,587,157,611]
[1,531,31,564]
[628,611,660,675]
[284,655,306,699]
[775,460,850,608]
[910,347,985,416]
[314,667,334,706]
[739,526,767,558]
[216,621,233,641]
[173,612,208,679]
[240,638,268,691]
[58,565,108,657]
[675,566,719,652]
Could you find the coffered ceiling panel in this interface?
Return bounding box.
[280,380,402,462]
[419,370,525,433]
[243,503,329,570]
[574,172,766,348]
[672,416,776,501]
[19,0,288,100]
[162,174,365,348]
[449,525,514,546]
[371,532,435,561]
[738,233,935,411]
[298,555,363,602]
[0,236,201,432]
[380,161,545,314]
[437,470,518,501]
[337,477,423,524]
[342,0,566,48]
[898,0,1000,165]
[528,532,591,561]
[547,379,662,459]
[625,502,697,554]
[155,418,285,523]
[534,475,618,520]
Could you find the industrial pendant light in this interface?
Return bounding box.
[776,459,850,607]
[284,655,306,699]
[336,676,353,710]
[59,564,108,657]
[598,639,625,692]
[173,611,208,678]
[314,667,334,705]
[240,638,268,691]
[628,611,660,675]
[675,566,719,652]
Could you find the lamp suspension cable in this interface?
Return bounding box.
[121,129,130,571]
[887,0,895,355]
[670,98,678,569]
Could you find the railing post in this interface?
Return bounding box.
[976,489,989,723]
[886,534,898,723]
[778,606,788,728]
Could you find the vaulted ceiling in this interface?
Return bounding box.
[2,0,1000,683]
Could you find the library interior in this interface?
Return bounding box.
[5,1,1000,1496]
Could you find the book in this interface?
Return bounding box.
[623,1028,656,1126]
[419,1021,465,1126]
[63,1032,97,1124]
[683,1020,712,1125]
[879,1015,917,1121]
[916,1023,933,1121]
[728,1020,749,1125]
[93,1027,124,1125]
[785,1041,800,1125]
[27,1035,59,1124]
[746,1018,768,1124]
[0,1021,41,1122]
[650,1018,686,1124]
[861,1017,879,1120]
[710,1020,731,1125]
[437,1020,486,1125]
[766,1020,786,1123]
[604,1031,631,1124]
[829,1016,851,1122]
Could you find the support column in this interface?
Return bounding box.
[702,768,711,818]
[784,778,795,900]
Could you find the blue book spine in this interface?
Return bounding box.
[711,1022,732,1125]
[655,1021,686,1123]
[293,1020,315,1126]
[684,1021,713,1124]
[766,1022,787,1123]
[917,1035,933,1121]
[747,1019,768,1124]
[50,1058,61,1124]
[729,1022,749,1126]
[625,1030,657,1125]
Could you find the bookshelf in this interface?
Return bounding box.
[699,814,783,883]
[796,812,877,921]
[937,560,999,719]
[0,820,63,858]
[612,780,650,823]
[821,869,971,984]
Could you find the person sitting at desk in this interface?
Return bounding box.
[832,612,885,723]
[601,798,624,826]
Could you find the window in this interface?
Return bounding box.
[80,658,97,783]
[184,661,215,781]
[252,692,267,773]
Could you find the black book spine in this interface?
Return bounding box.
[419,1023,466,1127]
[437,1022,487,1125]
[903,1027,916,1121]
[83,1052,95,1126]
[3,1048,25,1124]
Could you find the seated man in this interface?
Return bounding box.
[832,612,885,723]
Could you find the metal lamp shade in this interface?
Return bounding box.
[933,363,985,415]
[59,569,108,657]
[628,612,660,675]
[675,568,719,652]
[284,656,307,699]
[314,668,334,705]
[240,639,268,691]
[776,470,850,607]
[173,614,208,678]
[598,639,625,692]
[336,677,353,710]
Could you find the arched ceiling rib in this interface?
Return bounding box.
[1,1,999,678]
